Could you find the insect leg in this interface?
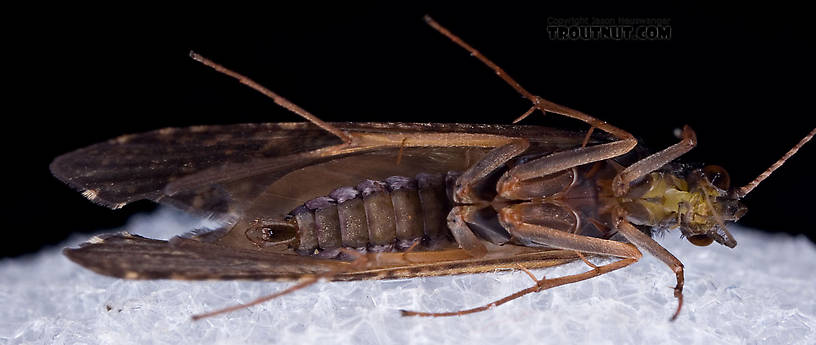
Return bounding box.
[581,127,595,148]
[454,139,530,204]
[401,256,638,317]
[611,125,697,196]
[613,214,685,321]
[573,251,599,269]
[502,203,686,320]
[498,210,643,261]
[447,140,530,257]
[189,52,352,143]
[447,206,488,257]
[424,16,647,193]
[192,247,370,321]
[497,139,634,196]
[192,274,322,321]
[424,16,637,145]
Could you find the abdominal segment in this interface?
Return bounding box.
[289,173,453,256]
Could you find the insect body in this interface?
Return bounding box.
[51,16,814,321]
[271,136,740,258]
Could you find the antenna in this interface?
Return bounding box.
[737,128,815,197]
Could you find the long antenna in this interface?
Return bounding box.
[737,127,815,197]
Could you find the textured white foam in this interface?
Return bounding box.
[2,207,815,345]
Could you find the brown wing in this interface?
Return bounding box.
[51,122,602,220]
[63,231,343,280]
[50,123,342,218]
[63,230,581,281]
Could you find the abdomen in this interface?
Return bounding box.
[288,173,454,256]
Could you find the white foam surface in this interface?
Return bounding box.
[2,208,815,345]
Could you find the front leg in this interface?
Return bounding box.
[612,125,697,196]
[613,213,685,321]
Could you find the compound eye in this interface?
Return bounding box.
[703,165,731,190]
[687,234,715,247]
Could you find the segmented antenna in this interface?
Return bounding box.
[737,128,815,197]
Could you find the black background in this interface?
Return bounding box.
[7,3,814,258]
